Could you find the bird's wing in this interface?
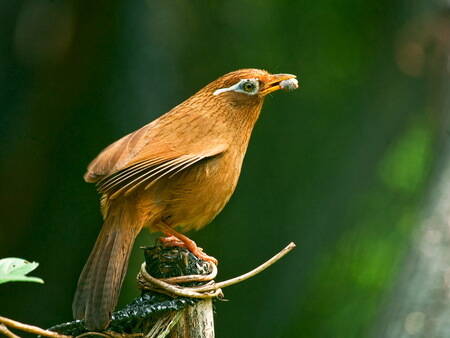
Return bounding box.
[84,119,228,199]
[84,123,155,183]
[97,145,226,199]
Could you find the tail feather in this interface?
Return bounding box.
[72,207,142,330]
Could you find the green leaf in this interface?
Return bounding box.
[0,258,44,284]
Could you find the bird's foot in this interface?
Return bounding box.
[158,235,186,247]
[188,246,218,265]
[158,229,218,265]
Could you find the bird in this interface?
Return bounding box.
[72,68,298,330]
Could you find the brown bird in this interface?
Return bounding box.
[72,69,298,330]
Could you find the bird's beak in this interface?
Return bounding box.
[260,73,298,96]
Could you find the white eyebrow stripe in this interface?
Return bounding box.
[213,78,259,96]
[213,82,240,96]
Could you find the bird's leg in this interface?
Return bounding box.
[158,235,186,247]
[156,224,218,265]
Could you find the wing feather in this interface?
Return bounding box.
[108,156,189,199]
[97,157,164,193]
[99,143,226,199]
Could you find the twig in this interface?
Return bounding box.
[0,316,70,338]
[75,332,111,338]
[193,241,297,292]
[75,332,143,338]
[139,242,296,297]
[0,324,20,338]
[160,263,218,284]
[138,269,222,298]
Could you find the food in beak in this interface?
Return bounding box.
[279,78,299,91]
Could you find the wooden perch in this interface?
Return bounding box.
[2,242,296,337]
[138,242,296,337]
[140,244,217,338]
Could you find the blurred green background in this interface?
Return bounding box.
[1,1,449,337]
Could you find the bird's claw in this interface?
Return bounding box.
[159,236,218,265]
[159,235,186,247]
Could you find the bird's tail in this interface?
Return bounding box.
[72,203,143,330]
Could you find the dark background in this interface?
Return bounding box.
[1,1,448,337]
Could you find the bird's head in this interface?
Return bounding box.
[178,68,298,136]
[204,69,298,107]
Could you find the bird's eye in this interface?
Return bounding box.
[242,81,256,92]
[213,78,260,96]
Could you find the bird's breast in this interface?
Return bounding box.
[152,147,246,232]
